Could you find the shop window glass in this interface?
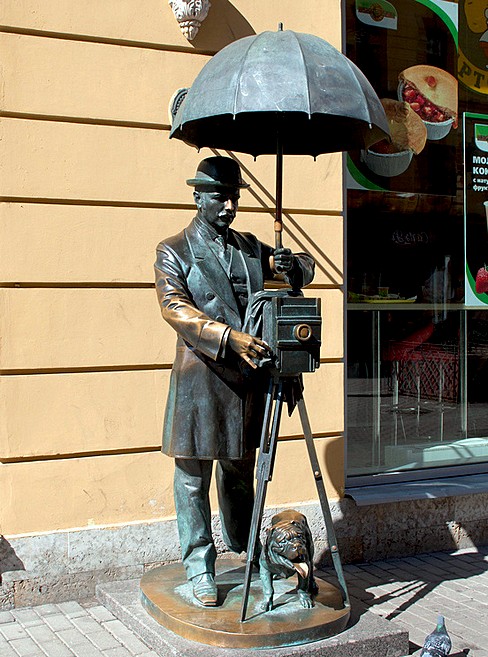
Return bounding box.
[347,196,488,475]
[345,0,488,479]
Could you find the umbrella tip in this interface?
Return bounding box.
[278,22,283,31]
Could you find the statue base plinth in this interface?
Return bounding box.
[140,559,350,649]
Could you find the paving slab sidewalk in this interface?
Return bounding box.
[330,546,488,657]
[1,546,487,657]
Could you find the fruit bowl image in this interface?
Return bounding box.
[360,98,426,178]
[397,66,457,142]
[361,145,412,177]
[398,81,454,140]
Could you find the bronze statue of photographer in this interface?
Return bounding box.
[154,156,315,607]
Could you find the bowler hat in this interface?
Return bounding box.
[186,156,250,189]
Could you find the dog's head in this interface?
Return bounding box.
[264,510,314,579]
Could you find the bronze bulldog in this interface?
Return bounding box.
[259,510,318,611]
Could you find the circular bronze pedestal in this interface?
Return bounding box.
[140,559,350,649]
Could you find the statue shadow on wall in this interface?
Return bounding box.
[210,149,343,288]
[189,0,256,52]
[0,537,25,581]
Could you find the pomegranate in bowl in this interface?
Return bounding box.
[398,65,458,141]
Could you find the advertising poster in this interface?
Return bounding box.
[459,0,488,97]
[464,112,488,306]
[345,0,459,195]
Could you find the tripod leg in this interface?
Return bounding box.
[240,378,284,622]
[297,397,350,608]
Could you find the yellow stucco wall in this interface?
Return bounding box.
[0,0,344,536]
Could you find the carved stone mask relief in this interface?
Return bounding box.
[169,0,211,41]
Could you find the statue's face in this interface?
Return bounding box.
[194,189,240,232]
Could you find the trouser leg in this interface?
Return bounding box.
[216,452,256,554]
[174,458,216,581]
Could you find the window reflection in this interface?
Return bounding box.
[347,308,488,476]
[346,195,488,478]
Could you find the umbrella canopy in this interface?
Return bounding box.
[170,28,389,157]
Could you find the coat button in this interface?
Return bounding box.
[206,292,215,300]
[215,315,225,323]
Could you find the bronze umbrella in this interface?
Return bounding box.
[170,27,389,624]
[170,26,389,248]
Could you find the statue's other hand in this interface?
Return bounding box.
[228,330,271,369]
[272,247,294,274]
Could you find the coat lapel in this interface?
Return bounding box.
[233,231,264,294]
[185,221,240,318]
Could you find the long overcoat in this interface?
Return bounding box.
[154,218,314,460]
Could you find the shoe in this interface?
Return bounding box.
[191,573,218,607]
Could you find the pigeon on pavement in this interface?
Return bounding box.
[420,614,452,657]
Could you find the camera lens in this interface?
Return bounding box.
[294,324,312,342]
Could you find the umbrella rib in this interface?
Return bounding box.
[342,57,374,124]
[232,34,260,118]
[294,34,312,117]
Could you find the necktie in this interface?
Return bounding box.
[215,235,232,272]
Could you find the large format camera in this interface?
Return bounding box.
[248,290,321,376]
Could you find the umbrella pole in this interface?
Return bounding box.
[274,128,283,250]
